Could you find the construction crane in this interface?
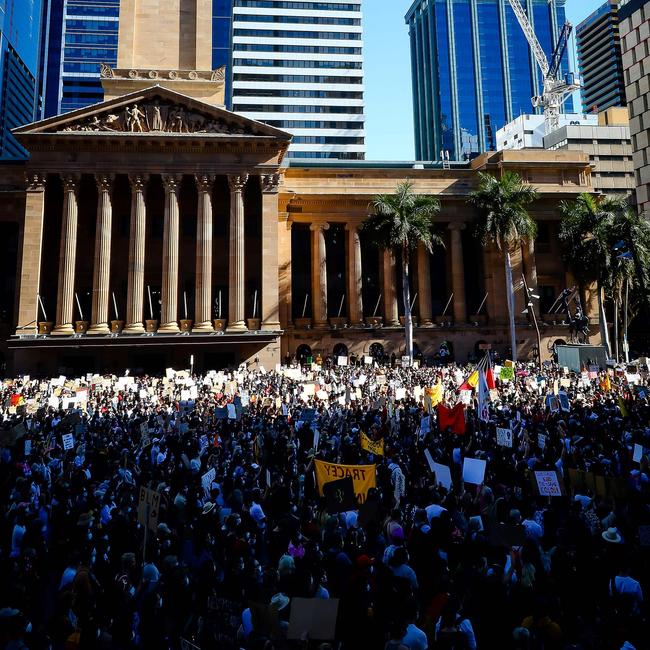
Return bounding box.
[508,0,581,135]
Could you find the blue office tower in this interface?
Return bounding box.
[38,0,119,118]
[39,0,235,119]
[0,0,43,160]
[405,0,574,161]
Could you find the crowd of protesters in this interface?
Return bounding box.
[0,355,648,650]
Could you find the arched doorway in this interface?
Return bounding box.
[333,343,348,359]
[296,344,312,363]
[369,342,385,362]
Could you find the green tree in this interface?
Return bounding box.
[469,171,538,362]
[560,194,650,358]
[362,181,442,362]
[559,193,622,355]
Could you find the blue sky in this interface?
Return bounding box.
[364,0,604,160]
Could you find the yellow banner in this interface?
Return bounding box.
[314,460,376,503]
[360,432,384,456]
[425,383,443,407]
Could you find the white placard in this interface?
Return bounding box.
[62,433,75,451]
[633,443,644,463]
[364,356,373,365]
[227,403,237,420]
[432,462,453,490]
[535,470,562,497]
[459,390,472,405]
[496,427,513,448]
[395,387,406,401]
[337,356,348,367]
[462,457,486,485]
[424,448,435,473]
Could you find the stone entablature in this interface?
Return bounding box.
[100,64,225,83]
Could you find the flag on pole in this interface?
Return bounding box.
[459,353,494,392]
[485,354,496,390]
[478,369,490,422]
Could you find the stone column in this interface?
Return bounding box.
[261,173,281,330]
[124,174,147,333]
[310,222,329,329]
[346,223,363,326]
[278,217,293,329]
[228,173,248,331]
[88,174,114,334]
[417,242,433,326]
[15,173,47,336]
[53,174,80,336]
[160,174,182,333]
[194,174,215,331]
[448,222,467,322]
[382,249,399,326]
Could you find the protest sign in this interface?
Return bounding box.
[364,355,373,365]
[360,432,384,456]
[137,486,161,532]
[62,433,74,451]
[227,403,236,420]
[432,462,453,490]
[24,439,32,456]
[534,470,563,497]
[423,448,435,473]
[462,457,486,485]
[201,468,216,495]
[496,427,513,448]
[323,477,358,513]
[488,523,526,548]
[395,387,406,401]
[337,356,348,367]
[287,597,339,641]
[314,460,376,503]
[499,366,515,382]
[633,443,644,463]
[558,391,570,411]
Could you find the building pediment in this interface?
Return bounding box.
[14,85,291,142]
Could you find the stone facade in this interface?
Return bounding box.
[543,108,636,198]
[0,0,603,374]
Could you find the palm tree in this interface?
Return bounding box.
[469,171,539,362]
[560,195,650,358]
[362,181,442,363]
[559,193,622,356]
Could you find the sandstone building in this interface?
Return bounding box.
[0,0,600,374]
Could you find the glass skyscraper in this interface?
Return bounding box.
[0,0,43,159]
[38,0,119,118]
[38,0,234,119]
[405,0,573,161]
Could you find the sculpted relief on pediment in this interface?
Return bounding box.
[56,101,258,136]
